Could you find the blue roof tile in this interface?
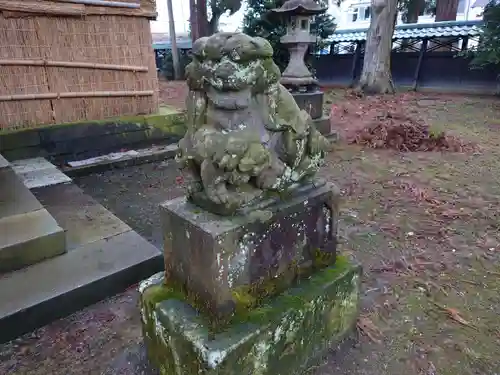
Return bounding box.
[330,20,483,42]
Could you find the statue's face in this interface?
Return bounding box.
[205,56,258,90]
[186,33,281,110]
[201,56,262,110]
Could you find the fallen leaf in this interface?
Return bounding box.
[445,307,471,326]
[431,301,476,329]
[356,316,383,344]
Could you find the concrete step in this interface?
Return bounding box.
[0,165,66,273]
[0,230,163,343]
[0,154,8,169]
[0,208,66,274]
[33,183,132,251]
[10,157,72,189]
[0,179,163,343]
[0,166,43,218]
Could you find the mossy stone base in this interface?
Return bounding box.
[0,106,186,162]
[139,257,361,375]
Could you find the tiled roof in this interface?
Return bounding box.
[153,39,193,50]
[330,20,483,42]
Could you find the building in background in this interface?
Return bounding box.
[333,0,484,30]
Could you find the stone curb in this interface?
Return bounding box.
[62,144,179,177]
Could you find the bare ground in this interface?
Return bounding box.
[1,88,500,375]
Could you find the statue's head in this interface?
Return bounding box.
[185,32,281,109]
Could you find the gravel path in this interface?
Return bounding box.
[76,159,184,249]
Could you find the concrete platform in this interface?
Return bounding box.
[0,167,43,218]
[0,165,66,273]
[62,144,178,177]
[0,154,8,169]
[33,184,131,251]
[0,107,185,162]
[11,157,71,189]
[0,230,163,343]
[0,158,164,343]
[0,208,66,273]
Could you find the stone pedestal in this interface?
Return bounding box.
[140,258,361,375]
[139,180,361,374]
[139,28,359,375]
[161,181,340,322]
[292,91,325,119]
[290,90,332,136]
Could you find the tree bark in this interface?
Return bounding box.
[197,0,210,37]
[404,0,424,22]
[357,0,398,94]
[208,12,222,34]
[166,0,181,80]
[433,0,459,50]
[435,0,459,20]
[401,0,423,51]
[190,0,199,42]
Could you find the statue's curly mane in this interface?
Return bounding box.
[178,32,330,215]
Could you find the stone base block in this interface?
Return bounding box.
[292,91,324,120]
[312,115,332,136]
[160,181,340,321]
[139,257,361,375]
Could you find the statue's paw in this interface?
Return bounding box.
[186,181,203,196]
[228,171,250,186]
[255,167,281,190]
[206,183,230,205]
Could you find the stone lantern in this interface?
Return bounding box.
[272,0,331,136]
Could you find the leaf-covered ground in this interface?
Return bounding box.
[1,87,499,375]
[318,90,500,375]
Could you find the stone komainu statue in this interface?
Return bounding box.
[177,32,331,215]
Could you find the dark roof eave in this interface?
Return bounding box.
[271,0,327,16]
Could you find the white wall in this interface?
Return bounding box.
[150,0,484,37]
[150,0,189,34]
[333,0,484,31]
[151,0,246,34]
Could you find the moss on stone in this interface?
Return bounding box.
[140,255,352,335]
[0,106,186,136]
[144,110,186,134]
[229,250,339,321]
[232,255,352,323]
[139,256,361,375]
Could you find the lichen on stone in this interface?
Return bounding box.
[177,31,331,216]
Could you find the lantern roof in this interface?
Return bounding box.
[272,0,327,16]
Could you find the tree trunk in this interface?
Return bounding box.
[197,0,209,37]
[357,0,398,94]
[208,12,222,34]
[166,0,181,80]
[190,0,199,42]
[435,0,459,20]
[401,0,423,51]
[433,0,459,50]
[405,0,424,22]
